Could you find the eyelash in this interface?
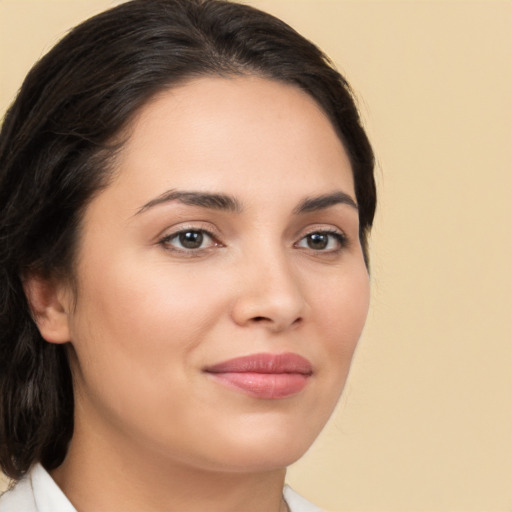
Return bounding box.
[295,229,349,253]
[158,227,221,255]
[158,227,348,255]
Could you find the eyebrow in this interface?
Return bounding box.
[135,189,357,216]
[293,191,358,214]
[135,190,243,215]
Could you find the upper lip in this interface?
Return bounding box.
[204,352,313,375]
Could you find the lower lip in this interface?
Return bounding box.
[207,372,310,399]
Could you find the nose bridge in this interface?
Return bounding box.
[230,234,307,331]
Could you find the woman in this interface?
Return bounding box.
[0,0,376,510]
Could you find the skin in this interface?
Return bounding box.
[29,76,370,512]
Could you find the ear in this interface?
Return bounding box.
[23,273,71,344]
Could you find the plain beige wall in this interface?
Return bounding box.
[1,1,511,511]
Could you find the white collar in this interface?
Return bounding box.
[0,464,75,512]
[0,464,322,512]
[283,484,324,511]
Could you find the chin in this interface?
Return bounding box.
[208,444,309,474]
[190,417,323,473]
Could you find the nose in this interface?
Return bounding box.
[230,249,307,333]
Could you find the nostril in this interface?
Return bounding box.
[249,315,303,327]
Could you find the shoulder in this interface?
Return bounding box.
[0,474,37,512]
[284,485,324,512]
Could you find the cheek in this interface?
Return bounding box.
[66,255,234,448]
[314,263,370,346]
[308,260,370,396]
[67,254,229,399]
[73,254,222,342]
[276,260,370,446]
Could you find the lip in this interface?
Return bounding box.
[204,353,313,399]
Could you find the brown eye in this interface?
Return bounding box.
[296,230,347,252]
[306,233,329,250]
[178,231,204,249]
[161,229,217,252]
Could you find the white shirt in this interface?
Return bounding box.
[0,464,323,512]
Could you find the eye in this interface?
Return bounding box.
[160,229,219,252]
[296,230,347,252]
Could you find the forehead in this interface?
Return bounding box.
[104,75,355,213]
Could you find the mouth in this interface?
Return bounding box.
[203,352,313,399]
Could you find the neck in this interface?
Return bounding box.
[51,417,288,512]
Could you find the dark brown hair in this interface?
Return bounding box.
[0,0,376,480]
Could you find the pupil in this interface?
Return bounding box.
[179,231,203,249]
[308,233,328,250]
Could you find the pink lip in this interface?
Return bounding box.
[204,353,313,399]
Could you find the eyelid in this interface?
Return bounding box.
[294,225,350,252]
[157,222,224,253]
[156,220,220,240]
[297,224,348,241]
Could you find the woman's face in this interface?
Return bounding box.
[62,76,370,472]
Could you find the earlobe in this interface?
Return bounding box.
[23,274,71,344]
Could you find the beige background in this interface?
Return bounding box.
[1,0,511,511]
